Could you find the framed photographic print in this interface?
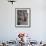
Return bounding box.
[15,8,31,28]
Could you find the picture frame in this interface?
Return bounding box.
[15,8,31,28]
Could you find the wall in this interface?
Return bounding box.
[0,0,46,42]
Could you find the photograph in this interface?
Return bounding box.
[15,8,31,28]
